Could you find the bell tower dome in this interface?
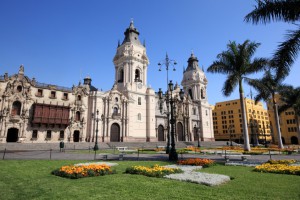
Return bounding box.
[113,21,149,91]
[181,53,208,102]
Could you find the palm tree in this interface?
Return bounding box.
[246,70,285,148]
[278,85,300,144]
[245,0,300,79]
[207,40,268,151]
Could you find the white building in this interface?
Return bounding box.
[0,21,214,143]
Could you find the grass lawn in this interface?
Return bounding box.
[0,160,299,200]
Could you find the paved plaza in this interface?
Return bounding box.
[1,142,299,163]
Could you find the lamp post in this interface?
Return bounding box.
[101,114,105,142]
[92,110,100,151]
[194,124,201,148]
[158,54,177,154]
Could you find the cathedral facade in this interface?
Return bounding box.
[0,22,214,143]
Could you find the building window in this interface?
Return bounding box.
[50,91,56,98]
[37,89,43,97]
[206,110,208,116]
[60,131,64,139]
[46,130,52,139]
[201,88,205,99]
[113,107,118,114]
[135,69,141,82]
[11,101,21,116]
[63,93,68,100]
[188,89,193,100]
[193,108,196,115]
[115,97,118,102]
[17,85,22,92]
[138,97,141,105]
[77,95,81,101]
[118,69,124,83]
[75,111,81,121]
[138,113,141,121]
[32,130,38,139]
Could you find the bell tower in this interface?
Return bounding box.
[181,53,208,102]
[113,21,149,91]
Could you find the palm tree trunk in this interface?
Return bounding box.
[272,94,284,149]
[239,80,251,151]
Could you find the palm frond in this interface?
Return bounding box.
[222,74,239,96]
[207,61,231,75]
[244,0,300,24]
[245,57,269,74]
[271,27,300,79]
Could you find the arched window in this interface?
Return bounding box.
[17,85,22,92]
[188,89,193,100]
[115,97,118,102]
[77,95,81,101]
[75,111,81,121]
[11,101,22,116]
[201,88,205,99]
[135,69,140,82]
[113,107,118,114]
[138,113,141,121]
[119,69,124,83]
[138,97,141,105]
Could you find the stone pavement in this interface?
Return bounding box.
[1,148,299,163]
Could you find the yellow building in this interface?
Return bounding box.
[267,94,299,145]
[212,98,272,145]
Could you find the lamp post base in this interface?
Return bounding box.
[165,147,170,154]
[169,148,178,161]
[93,144,99,151]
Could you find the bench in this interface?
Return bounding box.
[120,149,137,154]
[116,147,128,151]
[99,154,125,161]
[221,154,251,162]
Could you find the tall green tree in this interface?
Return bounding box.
[207,40,268,151]
[278,85,300,144]
[246,71,285,148]
[245,0,300,79]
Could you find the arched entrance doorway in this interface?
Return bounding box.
[6,128,19,142]
[73,131,80,142]
[110,123,120,142]
[291,136,299,144]
[177,122,184,141]
[158,125,164,141]
[193,127,199,141]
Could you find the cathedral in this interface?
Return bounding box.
[0,22,214,143]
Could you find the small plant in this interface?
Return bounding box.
[178,158,215,167]
[125,164,182,178]
[52,164,115,179]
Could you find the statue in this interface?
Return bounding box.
[19,65,24,74]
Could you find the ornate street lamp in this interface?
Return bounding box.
[158,53,177,154]
[92,110,100,151]
[194,124,201,148]
[101,114,105,142]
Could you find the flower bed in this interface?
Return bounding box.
[52,164,115,179]
[266,159,296,165]
[254,160,300,176]
[178,158,215,167]
[125,164,183,178]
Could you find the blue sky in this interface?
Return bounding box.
[0,0,299,105]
